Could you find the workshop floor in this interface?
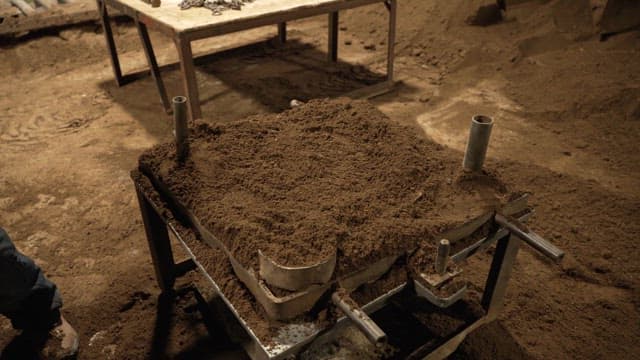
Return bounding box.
[1,0,639,359]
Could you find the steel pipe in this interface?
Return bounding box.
[463,115,494,172]
[435,239,451,275]
[331,291,387,344]
[173,96,189,163]
[495,213,565,262]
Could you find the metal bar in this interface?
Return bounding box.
[481,234,520,319]
[135,187,176,293]
[331,291,387,344]
[435,239,450,275]
[173,96,189,162]
[97,0,125,87]
[277,22,287,43]
[173,259,196,277]
[174,35,202,121]
[328,11,339,62]
[495,213,564,261]
[450,210,533,263]
[386,0,397,81]
[452,228,508,263]
[136,19,172,114]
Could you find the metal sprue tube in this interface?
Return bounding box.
[331,291,387,344]
[435,239,451,275]
[463,115,494,172]
[173,96,189,162]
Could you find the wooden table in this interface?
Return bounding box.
[97,0,398,120]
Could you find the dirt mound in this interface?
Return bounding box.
[139,98,509,274]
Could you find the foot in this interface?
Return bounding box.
[40,316,79,359]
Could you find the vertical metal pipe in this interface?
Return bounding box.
[435,239,450,275]
[463,115,494,172]
[386,0,397,81]
[328,12,339,62]
[277,22,287,44]
[173,96,189,163]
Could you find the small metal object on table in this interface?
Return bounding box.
[97,0,399,120]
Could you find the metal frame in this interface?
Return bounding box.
[97,0,398,121]
[133,177,528,360]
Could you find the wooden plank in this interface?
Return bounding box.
[0,1,98,34]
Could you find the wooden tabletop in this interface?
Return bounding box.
[110,0,381,36]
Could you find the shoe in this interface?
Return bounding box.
[40,316,79,359]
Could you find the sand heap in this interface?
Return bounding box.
[139,98,510,276]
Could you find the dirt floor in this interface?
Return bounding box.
[0,0,639,359]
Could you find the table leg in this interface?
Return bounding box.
[97,0,125,86]
[136,20,171,114]
[386,0,397,81]
[135,188,176,293]
[174,35,202,121]
[481,234,521,320]
[328,11,339,62]
[278,22,287,44]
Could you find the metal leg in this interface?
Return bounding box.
[277,22,287,44]
[481,234,521,320]
[135,188,176,293]
[136,20,172,114]
[174,35,202,121]
[386,0,397,81]
[328,11,339,62]
[97,0,125,86]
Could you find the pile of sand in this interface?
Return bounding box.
[139,98,510,276]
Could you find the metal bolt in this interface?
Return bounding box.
[435,239,450,275]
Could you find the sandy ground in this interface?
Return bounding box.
[0,0,639,359]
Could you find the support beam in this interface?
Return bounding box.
[174,35,202,121]
[135,188,176,293]
[136,19,171,113]
[386,0,397,81]
[97,0,125,86]
[481,234,521,319]
[277,21,287,43]
[328,11,338,62]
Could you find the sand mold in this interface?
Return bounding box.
[139,98,510,276]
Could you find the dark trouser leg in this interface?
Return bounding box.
[0,227,62,331]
